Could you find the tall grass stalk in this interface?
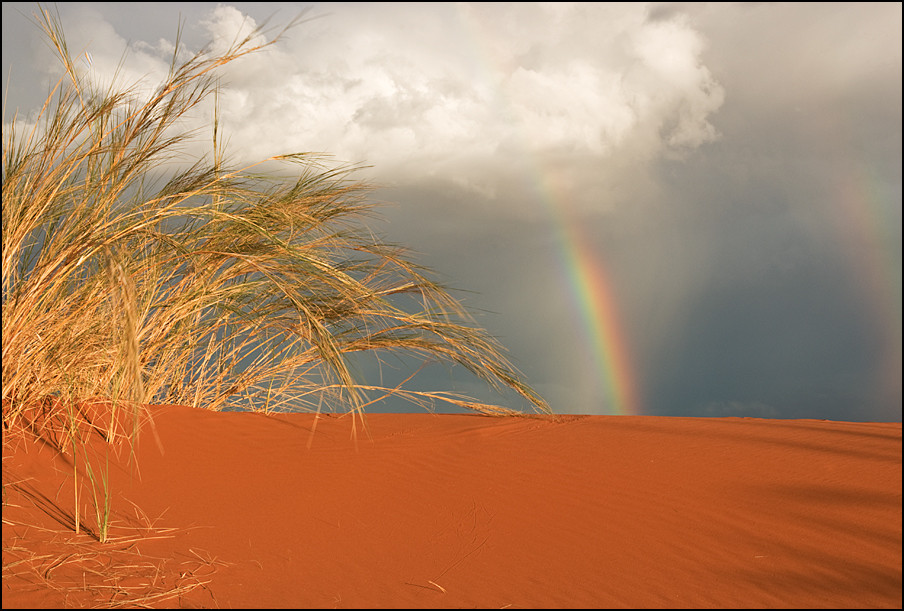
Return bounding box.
[2,4,551,528]
[63,393,111,542]
[81,444,112,543]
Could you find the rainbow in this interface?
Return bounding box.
[531,167,642,416]
[455,6,643,415]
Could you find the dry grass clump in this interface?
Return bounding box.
[1,4,549,582]
[2,6,549,428]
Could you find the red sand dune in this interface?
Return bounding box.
[3,406,901,608]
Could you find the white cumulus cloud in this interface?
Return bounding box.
[11,3,724,204]
[174,4,724,190]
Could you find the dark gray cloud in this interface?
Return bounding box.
[3,2,900,421]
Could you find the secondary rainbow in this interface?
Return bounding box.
[835,158,902,412]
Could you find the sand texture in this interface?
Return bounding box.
[3,406,901,608]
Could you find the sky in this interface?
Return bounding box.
[3,2,901,422]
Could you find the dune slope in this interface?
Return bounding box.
[3,407,901,608]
